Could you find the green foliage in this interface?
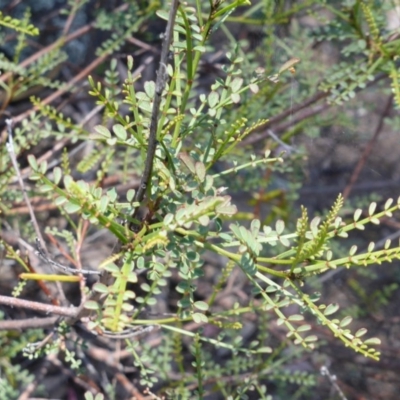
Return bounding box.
[0,9,38,36]
[2,0,400,398]
[314,0,400,107]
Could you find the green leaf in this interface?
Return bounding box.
[231,77,243,93]
[146,298,157,306]
[279,237,291,247]
[240,253,256,275]
[355,328,367,338]
[310,217,320,236]
[113,124,127,140]
[127,189,135,202]
[40,184,54,193]
[276,220,285,235]
[55,196,68,206]
[194,301,209,311]
[216,203,237,215]
[363,337,381,345]
[324,303,339,316]
[296,324,311,332]
[28,155,38,170]
[64,202,81,213]
[141,283,151,292]
[102,263,120,273]
[144,81,155,98]
[304,335,318,342]
[127,272,137,283]
[84,301,100,310]
[208,91,219,108]
[40,161,48,174]
[368,202,377,216]
[340,316,353,327]
[156,9,169,20]
[192,312,208,323]
[179,153,196,174]
[137,99,152,113]
[230,93,240,103]
[198,215,209,226]
[195,161,206,182]
[256,347,272,353]
[353,209,362,222]
[249,83,259,93]
[384,198,393,210]
[94,125,111,138]
[53,167,62,184]
[193,45,206,52]
[93,283,109,294]
[288,314,304,321]
[349,245,357,256]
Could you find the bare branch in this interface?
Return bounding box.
[0,317,59,330]
[6,119,45,251]
[35,238,101,276]
[0,295,77,318]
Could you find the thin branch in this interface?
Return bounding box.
[0,295,77,317]
[342,95,393,200]
[243,73,388,147]
[272,103,329,135]
[242,92,329,146]
[132,0,180,211]
[6,119,45,251]
[0,317,59,330]
[35,238,101,276]
[320,366,348,400]
[101,325,157,339]
[12,54,109,125]
[6,119,68,304]
[0,3,129,85]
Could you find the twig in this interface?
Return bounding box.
[62,0,80,35]
[1,231,61,305]
[3,102,104,186]
[320,366,348,400]
[101,325,157,339]
[273,103,329,135]
[0,295,77,317]
[267,129,299,154]
[0,24,93,86]
[75,220,90,304]
[131,0,180,211]
[0,3,130,85]
[243,102,329,146]
[243,73,388,147]
[6,119,69,303]
[6,119,45,250]
[319,227,400,284]
[5,119,102,307]
[35,238,101,276]
[0,316,59,330]
[12,54,109,125]
[242,92,329,146]
[342,95,393,200]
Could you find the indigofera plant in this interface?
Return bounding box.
[2,0,400,397]
[25,15,400,357]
